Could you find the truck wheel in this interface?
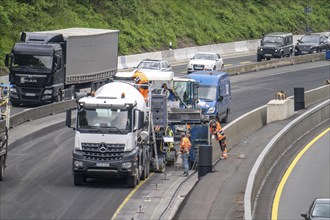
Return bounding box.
[11,101,20,107]
[70,86,76,100]
[127,168,140,188]
[55,90,63,102]
[0,156,5,181]
[73,174,86,186]
[141,158,150,180]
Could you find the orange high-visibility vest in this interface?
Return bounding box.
[180,137,191,153]
[210,121,225,140]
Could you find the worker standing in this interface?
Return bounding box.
[209,119,228,159]
[132,70,149,100]
[180,132,191,176]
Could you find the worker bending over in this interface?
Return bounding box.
[132,70,149,100]
[209,119,228,159]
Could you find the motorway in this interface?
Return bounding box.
[0,57,329,219]
[255,123,329,219]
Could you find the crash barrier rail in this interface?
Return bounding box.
[243,99,329,220]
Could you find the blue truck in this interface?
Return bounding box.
[187,71,231,123]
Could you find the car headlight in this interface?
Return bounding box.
[275,49,278,52]
[44,89,53,95]
[258,48,263,51]
[207,107,215,114]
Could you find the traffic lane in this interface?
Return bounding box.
[277,127,330,220]
[0,127,130,219]
[229,61,329,121]
[254,122,330,219]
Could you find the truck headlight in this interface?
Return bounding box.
[207,107,215,114]
[74,160,84,167]
[10,87,17,93]
[122,162,132,169]
[44,89,53,95]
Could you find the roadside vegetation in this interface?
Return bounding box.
[0,0,329,67]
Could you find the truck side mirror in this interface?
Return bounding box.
[66,109,72,128]
[5,54,11,67]
[218,95,224,102]
[56,56,62,70]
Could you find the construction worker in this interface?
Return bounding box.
[180,132,191,176]
[209,119,228,159]
[132,70,149,100]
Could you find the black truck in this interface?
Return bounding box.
[5,28,119,106]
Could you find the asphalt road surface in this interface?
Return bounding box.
[0,60,329,219]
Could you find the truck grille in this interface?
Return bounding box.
[81,143,125,162]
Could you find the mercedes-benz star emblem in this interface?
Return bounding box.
[98,143,107,153]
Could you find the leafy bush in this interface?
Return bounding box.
[0,0,329,65]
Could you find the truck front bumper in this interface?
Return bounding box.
[72,149,138,178]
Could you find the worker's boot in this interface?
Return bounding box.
[222,148,228,159]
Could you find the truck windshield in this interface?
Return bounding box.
[174,81,192,105]
[77,108,132,133]
[198,85,217,101]
[12,54,53,70]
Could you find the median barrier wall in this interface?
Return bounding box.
[117,33,330,70]
[244,99,329,220]
[222,52,325,75]
[9,100,76,128]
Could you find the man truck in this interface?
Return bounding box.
[5,28,119,106]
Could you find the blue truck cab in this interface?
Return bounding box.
[187,71,231,123]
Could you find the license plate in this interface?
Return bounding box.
[25,93,36,97]
[265,54,272,57]
[96,163,110,167]
[194,66,203,70]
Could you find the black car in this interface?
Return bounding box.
[301,198,330,220]
[295,34,330,55]
[257,32,294,62]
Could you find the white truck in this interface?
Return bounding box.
[66,81,151,187]
[5,28,119,106]
[66,73,204,187]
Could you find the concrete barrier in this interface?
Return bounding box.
[244,99,329,220]
[117,33,327,70]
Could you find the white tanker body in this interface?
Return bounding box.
[66,81,151,187]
